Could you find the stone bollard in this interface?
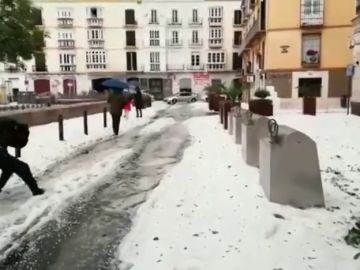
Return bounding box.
[223,101,231,130]
[241,113,269,167]
[234,108,244,144]
[228,109,234,135]
[219,100,225,124]
[259,120,325,208]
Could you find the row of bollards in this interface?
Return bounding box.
[217,101,325,209]
[15,107,109,158]
[58,107,108,141]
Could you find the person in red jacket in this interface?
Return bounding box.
[123,97,132,119]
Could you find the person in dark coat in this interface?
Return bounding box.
[0,118,44,196]
[134,87,143,118]
[107,89,127,135]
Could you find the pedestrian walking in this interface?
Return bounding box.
[107,89,127,135]
[134,87,143,118]
[0,118,44,196]
[123,98,132,119]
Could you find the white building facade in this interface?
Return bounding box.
[20,0,244,99]
[352,0,360,115]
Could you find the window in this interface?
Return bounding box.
[126,52,137,71]
[58,31,73,40]
[87,7,103,18]
[301,0,324,25]
[125,9,136,25]
[86,50,106,69]
[207,52,225,70]
[209,28,223,46]
[150,9,158,24]
[302,34,320,65]
[59,53,75,71]
[126,31,136,46]
[234,10,242,25]
[33,8,43,26]
[209,28,223,38]
[172,10,178,23]
[150,30,160,46]
[150,52,160,71]
[209,7,223,17]
[191,53,200,66]
[234,31,242,45]
[57,8,72,18]
[208,52,225,63]
[357,0,360,15]
[59,54,75,65]
[192,9,198,22]
[172,31,179,44]
[87,29,103,40]
[192,31,199,43]
[232,53,242,70]
[209,7,223,24]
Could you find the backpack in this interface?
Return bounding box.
[0,118,30,148]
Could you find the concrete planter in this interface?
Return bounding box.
[249,99,273,116]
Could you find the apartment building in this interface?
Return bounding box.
[18,0,244,100]
[352,0,360,115]
[239,0,356,105]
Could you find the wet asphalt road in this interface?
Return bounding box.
[0,104,207,270]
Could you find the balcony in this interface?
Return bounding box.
[187,64,205,71]
[189,39,203,48]
[167,64,185,71]
[125,20,138,28]
[58,18,73,28]
[209,17,223,27]
[207,63,225,71]
[189,18,203,26]
[208,38,223,48]
[60,64,76,72]
[125,42,137,49]
[300,0,324,27]
[167,19,182,26]
[88,39,105,49]
[31,65,48,72]
[238,17,265,54]
[167,40,183,48]
[86,64,106,70]
[58,39,75,49]
[150,64,160,72]
[87,18,104,28]
[149,19,159,25]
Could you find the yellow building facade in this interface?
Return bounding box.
[239,0,356,99]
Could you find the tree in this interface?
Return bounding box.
[0,0,44,65]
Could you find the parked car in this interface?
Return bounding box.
[164,92,198,105]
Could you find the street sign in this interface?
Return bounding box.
[346,64,355,77]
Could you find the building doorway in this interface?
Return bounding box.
[34,79,50,95]
[149,78,163,100]
[298,78,322,97]
[63,79,77,97]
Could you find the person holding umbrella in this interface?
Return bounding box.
[103,79,128,135]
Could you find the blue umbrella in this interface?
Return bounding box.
[102,79,129,91]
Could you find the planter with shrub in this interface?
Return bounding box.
[249,89,273,116]
[205,83,226,112]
